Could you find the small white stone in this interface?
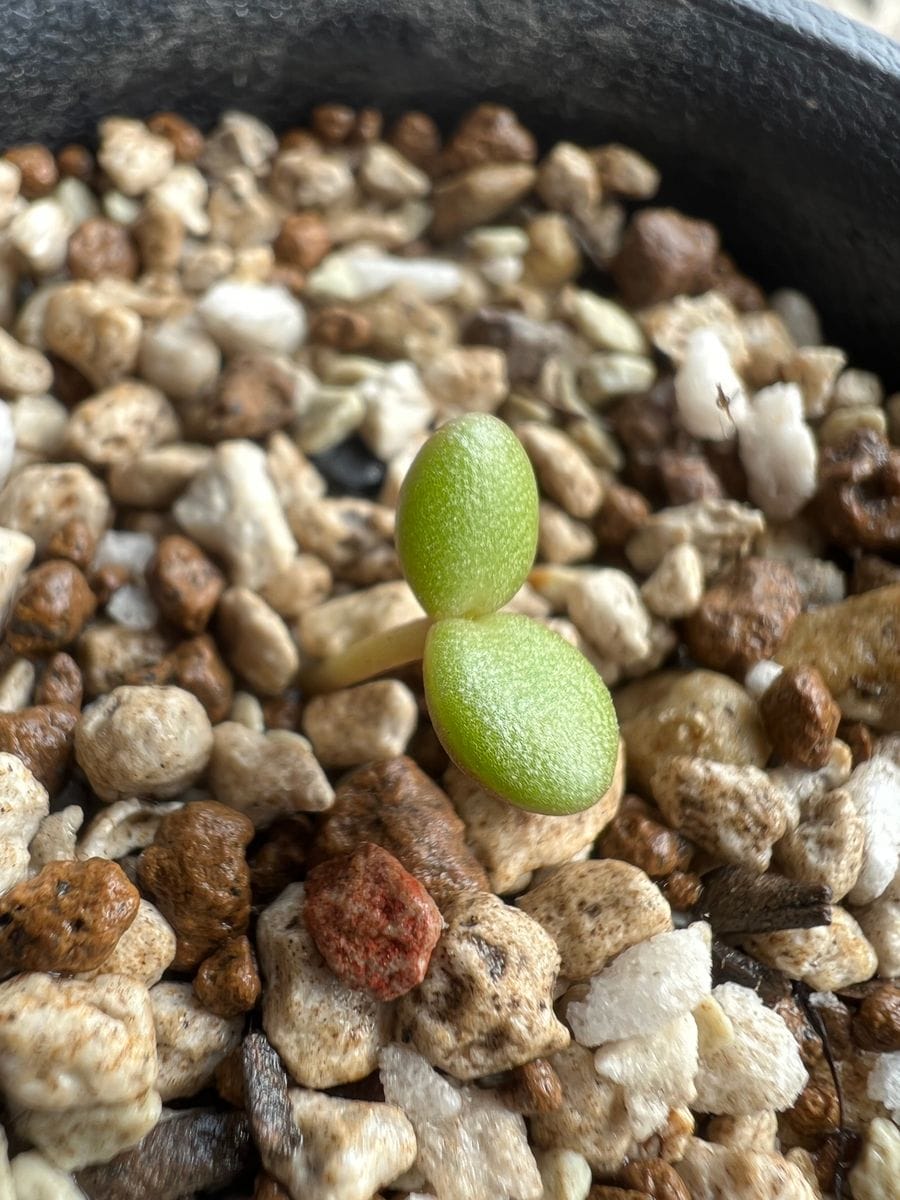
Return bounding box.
[738,383,817,520]
[148,163,210,235]
[269,1088,418,1200]
[866,1052,900,1123]
[28,805,83,872]
[0,972,156,1111]
[93,529,156,575]
[9,1151,87,1199]
[381,1043,543,1200]
[566,568,653,667]
[534,1148,592,1200]
[98,117,175,195]
[358,361,434,460]
[9,393,68,463]
[641,543,704,619]
[855,866,900,979]
[9,198,73,275]
[0,752,48,892]
[0,159,20,224]
[849,1117,900,1200]
[845,753,900,906]
[106,583,159,631]
[209,722,334,827]
[674,328,747,441]
[578,353,657,405]
[0,325,53,394]
[174,440,296,590]
[202,110,278,178]
[307,250,464,302]
[744,659,784,699]
[832,367,884,410]
[16,1087,161,1172]
[151,981,242,1101]
[771,288,823,346]
[65,380,180,469]
[75,685,213,803]
[693,983,807,1114]
[0,525,35,632]
[594,1012,699,1140]
[625,498,766,575]
[567,923,712,1046]
[568,290,647,354]
[217,587,299,696]
[138,313,222,405]
[302,679,418,768]
[79,900,176,987]
[197,280,306,356]
[358,142,431,203]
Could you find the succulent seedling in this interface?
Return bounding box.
[301,412,619,815]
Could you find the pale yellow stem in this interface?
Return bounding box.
[300,616,434,694]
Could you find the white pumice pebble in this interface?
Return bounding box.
[693,983,807,1114]
[0,525,35,631]
[866,1052,900,1123]
[98,116,175,195]
[308,250,465,302]
[845,753,900,906]
[566,923,712,1046]
[9,1151,87,1199]
[640,543,704,619]
[197,280,306,355]
[380,1043,543,1200]
[150,981,242,1101]
[674,327,747,440]
[0,752,49,892]
[565,568,653,666]
[744,659,783,699]
[358,361,434,459]
[268,1088,417,1200]
[737,383,817,519]
[849,1117,900,1200]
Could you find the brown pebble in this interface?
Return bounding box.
[138,800,254,970]
[249,814,311,905]
[0,858,139,975]
[660,870,702,911]
[598,798,693,878]
[50,353,93,408]
[215,1044,246,1108]
[278,127,319,153]
[261,691,302,731]
[7,560,97,656]
[814,1132,862,1196]
[0,703,78,794]
[4,142,58,198]
[200,354,296,441]
[611,207,719,307]
[388,110,442,172]
[146,534,225,635]
[67,217,139,281]
[852,984,900,1052]
[759,665,841,769]
[44,516,98,571]
[620,1160,691,1200]
[194,935,261,1018]
[170,634,234,724]
[75,1109,253,1200]
[442,102,537,172]
[310,306,372,350]
[609,380,678,499]
[683,557,802,675]
[500,1058,564,1115]
[35,652,83,709]
[431,161,537,241]
[788,1078,840,1138]
[816,429,900,552]
[594,482,651,549]
[147,111,205,161]
[701,250,766,312]
[310,102,356,143]
[274,212,332,271]
[91,562,130,607]
[840,720,874,765]
[313,756,489,910]
[658,448,724,504]
[56,142,95,181]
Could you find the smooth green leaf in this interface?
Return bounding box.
[424,613,619,815]
[396,413,538,619]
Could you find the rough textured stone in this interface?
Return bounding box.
[0,857,138,975]
[395,890,569,1080]
[314,757,489,910]
[304,843,443,1001]
[138,800,254,970]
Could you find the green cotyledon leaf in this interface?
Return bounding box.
[424,612,619,815]
[395,412,539,619]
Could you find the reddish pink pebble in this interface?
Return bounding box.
[304,841,443,1001]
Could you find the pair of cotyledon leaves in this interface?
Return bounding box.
[396,412,619,816]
